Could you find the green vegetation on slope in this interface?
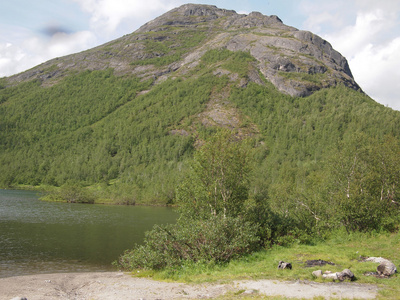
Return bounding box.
[1,48,400,211]
[0,66,232,204]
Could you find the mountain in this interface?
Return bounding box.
[1,4,399,205]
[8,4,359,97]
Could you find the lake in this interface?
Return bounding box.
[0,189,177,278]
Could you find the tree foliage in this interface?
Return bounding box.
[177,130,252,219]
[328,134,400,232]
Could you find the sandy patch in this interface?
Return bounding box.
[0,272,378,300]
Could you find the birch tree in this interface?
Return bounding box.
[177,130,252,220]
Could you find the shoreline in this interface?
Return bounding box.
[2,187,174,207]
[0,271,378,300]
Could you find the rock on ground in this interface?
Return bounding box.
[365,257,397,276]
[377,260,397,276]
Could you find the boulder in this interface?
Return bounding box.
[278,261,292,269]
[377,260,397,276]
[322,271,338,280]
[312,270,323,277]
[337,269,355,281]
[365,257,397,277]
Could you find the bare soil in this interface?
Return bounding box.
[0,272,378,300]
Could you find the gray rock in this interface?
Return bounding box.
[322,271,338,280]
[312,270,323,277]
[377,260,397,276]
[365,257,397,277]
[337,269,355,281]
[365,257,390,264]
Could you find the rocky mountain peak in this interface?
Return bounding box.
[178,3,236,17]
[137,4,236,32]
[137,4,283,33]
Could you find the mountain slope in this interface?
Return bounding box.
[0,4,399,205]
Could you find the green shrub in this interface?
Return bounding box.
[118,215,260,270]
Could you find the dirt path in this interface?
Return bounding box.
[0,272,378,300]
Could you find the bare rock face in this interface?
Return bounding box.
[6,4,361,98]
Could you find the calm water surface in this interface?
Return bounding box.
[0,189,177,278]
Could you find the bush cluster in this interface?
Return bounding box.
[119,216,259,270]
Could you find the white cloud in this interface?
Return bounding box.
[349,38,400,109]
[326,10,395,57]
[323,8,400,110]
[0,43,27,76]
[355,0,400,14]
[300,0,400,110]
[72,0,179,37]
[0,31,96,77]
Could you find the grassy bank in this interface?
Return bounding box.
[134,230,399,299]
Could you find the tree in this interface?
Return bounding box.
[328,134,400,231]
[176,130,252,219]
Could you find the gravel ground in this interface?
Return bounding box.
[0,272,378,300]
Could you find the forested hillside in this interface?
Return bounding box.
[1,4,400,216]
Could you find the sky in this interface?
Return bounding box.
[1,0,399,110]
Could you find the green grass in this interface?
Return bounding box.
[133,230,400,299]
[278,70,327,85]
